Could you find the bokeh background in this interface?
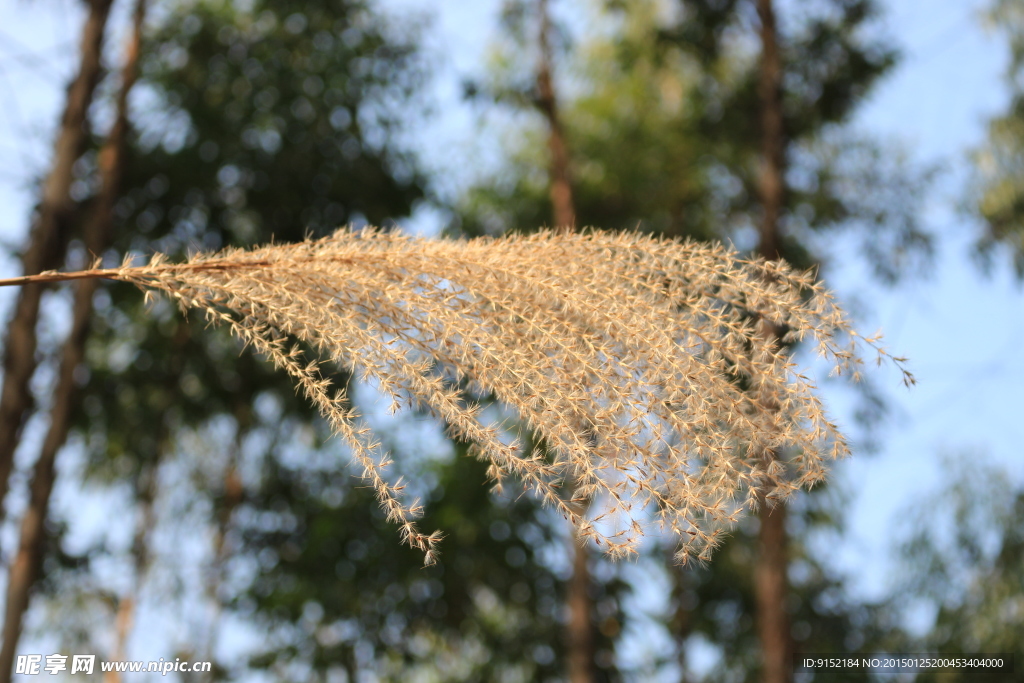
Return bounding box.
[0,0,1021,681]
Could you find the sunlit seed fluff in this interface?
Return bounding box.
[107,227,912,565]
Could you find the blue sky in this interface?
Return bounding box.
[0,0,1021,666]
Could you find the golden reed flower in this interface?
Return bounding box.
[0,228,912,565]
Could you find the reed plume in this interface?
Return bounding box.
[1,228,912,565]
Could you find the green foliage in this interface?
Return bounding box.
[239,447,625,681]
[972,0,1024,277]
[76,0,429,473]
[895,456,1024,677]
[51,0,466,674]
[127,0,425,250]
[461,0,931,280]
[670,491,905,682]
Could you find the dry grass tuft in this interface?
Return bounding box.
[11,228,913,564]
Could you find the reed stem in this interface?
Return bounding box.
[0,269,121,288]
[0,260,274,288]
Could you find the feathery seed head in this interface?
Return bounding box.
[91,227,913,564]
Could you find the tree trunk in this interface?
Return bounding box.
[534,1,592,678]
[0,0,115,527]
[567,534,595,683]
[757,0,785,263]
[0,2,143,678]
[0,271,98,682]
[536,0,575,230]
[756,499,790,683]
[670,551,693,683]
[754,2,792,683]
